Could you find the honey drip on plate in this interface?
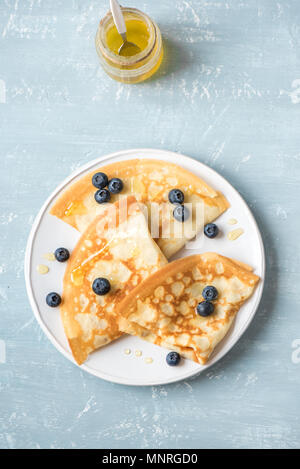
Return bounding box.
[228,228,244,241]
[145,357,153,364]
[37,264,49,275]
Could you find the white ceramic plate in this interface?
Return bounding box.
[25,149,265,386]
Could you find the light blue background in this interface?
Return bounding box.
[1,0,300,449]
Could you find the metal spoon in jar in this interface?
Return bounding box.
[110,0,141,56]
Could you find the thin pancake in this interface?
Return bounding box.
[117,253,260,364]
[61,196,167,365]
[50,159,229,258]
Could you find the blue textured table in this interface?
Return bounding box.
[1,0,300,449]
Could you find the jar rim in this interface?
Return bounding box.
[96,7,156,66]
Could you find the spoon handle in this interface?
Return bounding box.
[110,0,127,40]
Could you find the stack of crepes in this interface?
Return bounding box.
[50,159,259,365]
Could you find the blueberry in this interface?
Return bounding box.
[94,189,111,204]
[92,278,111,295]
[92,172,108,189]
[166,351,181,366]
[108,178,123,194]
[202,285,218,301]
[204,223,219,238]
[54,247,70,262]
[173,204,190,222]
[46,292,61,307]
[168,189,184,205]
[196,301,214,317]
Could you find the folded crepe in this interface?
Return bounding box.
[61,196,167,365]
[50,159,229,259]
[117,253,260,364]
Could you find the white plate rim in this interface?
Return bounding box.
[24,148,265,386]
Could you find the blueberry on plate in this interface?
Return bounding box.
[94,188,111,204]
[108,178,123,194]
[166,351,181,366]
[168,188,184,205]
[46,292,61,307]
[202,285,218,301]
[92,278,111,295]
[196,301,214,317]
[173,204,190,222]
[92,172,108,189]
[204,223,219,239]
[54,247,70,262]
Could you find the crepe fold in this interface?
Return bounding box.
[61,196,167,364]
[117,253,260,365]
[50,159,229,259]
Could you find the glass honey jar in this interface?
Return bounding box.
[95,7,163,84]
